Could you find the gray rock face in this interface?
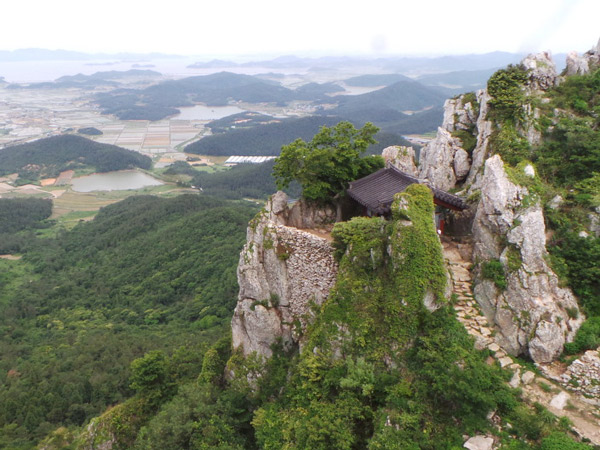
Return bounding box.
[419,128,471,190]
[382,145,418,176]
[565,51,590,76]
[522,51,558,91]
[465,90,493,188]
[442,96,478,131]
[565,38,600,76]
[419,94,478,190]
[232,193,338,358]
[453,147,471,180]
[472,156,583,362]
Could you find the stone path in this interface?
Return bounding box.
[442,238,600,446]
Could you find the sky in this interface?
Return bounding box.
[1,0,598,58]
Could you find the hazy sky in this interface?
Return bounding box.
[1,0,598,57]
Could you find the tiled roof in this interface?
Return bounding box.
[347,166,467,213]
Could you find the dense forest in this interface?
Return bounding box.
[0,198,52,234]
[186,115,417,157]
[0,195,257,448]
[0,135,151,184]
[185,116,342,156]
[0,198,53,253]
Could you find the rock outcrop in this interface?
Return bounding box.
[471,156,583,362]
[231,192,338,358]
[418,92,481,191]
[465,89,493,187]
[382,145,418,176]
[521,51,558,91]
[417,50,591,363]
[419,127,470,191]
[565,38,600,76]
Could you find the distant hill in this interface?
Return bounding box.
[415,68,498,96]
[0,134,151,181]
[343,73,412,87]
[185,116,342,156]
[94,72,303,120]
[380,51,526,73]
[379,107,444,134]
[187,59,237,69]
[7,69,163,90]
[185,115,417,157]
[293,82,344,99]
[206,112,280,133]
[93,70,443,123]
[332,80,446,112]
[56,69,162,83]
[77,127,103,136]
[319,80,446,134]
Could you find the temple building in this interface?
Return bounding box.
[346,166,468,233]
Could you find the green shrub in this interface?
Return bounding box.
[540,432,590,449]
[481,259,507,290]
[490,124,531,166]
[564,317,600,354]
[487,64,529,124]
[452,128,478,154]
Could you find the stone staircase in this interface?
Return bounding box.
[442,238,600,446]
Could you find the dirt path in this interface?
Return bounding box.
[442,239,600,445]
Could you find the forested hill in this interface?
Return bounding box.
[323,79,446,118]
[93,70,447,125]
[0,134,151,183]
[185,116,341,156]
[0,194,257,448]
[94,72,299,120]
[7,69,163,90]
[185,115,418,157]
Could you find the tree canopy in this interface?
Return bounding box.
[273,121,384,203]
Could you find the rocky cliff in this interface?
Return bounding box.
[231,192,338,358]
[416,47,595,362]
[472,156,583,362]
